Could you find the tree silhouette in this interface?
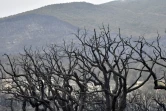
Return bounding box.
[0,26,166,111]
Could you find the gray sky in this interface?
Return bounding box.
[0,0,114,18]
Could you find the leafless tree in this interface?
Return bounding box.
[123,33,166,90]
[70,26,161,111]
[0,26,166,111]
[0,44,91,111]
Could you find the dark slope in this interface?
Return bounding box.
[0,14,77,54]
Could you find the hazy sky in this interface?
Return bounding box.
[0,0,114,18]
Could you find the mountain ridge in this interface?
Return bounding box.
[0,0,166,54]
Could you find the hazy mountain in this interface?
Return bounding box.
[0,14,77,54]
[27,0,166,36]
[0,0,166,54]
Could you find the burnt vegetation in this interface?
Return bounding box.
[1,26,166,111]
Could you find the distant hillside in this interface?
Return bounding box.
[0,14,77,54]
[27,0,166,36]
[0,0,166,54]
